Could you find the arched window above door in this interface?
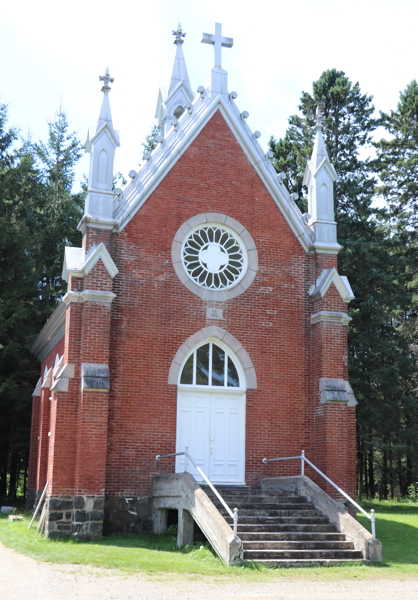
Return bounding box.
[179,341,241,388]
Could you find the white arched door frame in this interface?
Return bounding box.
[176,336,247,484]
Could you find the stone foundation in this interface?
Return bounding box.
[44,495,105,541]
[103,496,152,535]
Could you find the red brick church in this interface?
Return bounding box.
[28,23,357,540]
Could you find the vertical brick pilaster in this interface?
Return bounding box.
[36,389,51,492]
[311,257,356,502]
[27,394,41,507]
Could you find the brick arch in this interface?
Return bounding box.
[168,325,257,389]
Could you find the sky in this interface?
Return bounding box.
[1,0,418,191]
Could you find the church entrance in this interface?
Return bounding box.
[176,339,246,484]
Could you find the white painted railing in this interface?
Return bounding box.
[156,448,239,537]
[262,450,376,539]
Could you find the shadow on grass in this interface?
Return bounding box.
[357,507,418,567]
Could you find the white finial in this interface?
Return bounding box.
[202,22,233,68]
[99,67,114,92]
[172,22,186,44]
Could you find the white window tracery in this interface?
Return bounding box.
[182,225,247,290]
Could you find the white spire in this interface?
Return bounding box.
[84,68,120,223]
[169,23,192,96]
[155,24,194,134]
[311,106,329,169]
[303,105,341,253]
[97,67,114,132]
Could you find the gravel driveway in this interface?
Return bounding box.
[2,543,417,600]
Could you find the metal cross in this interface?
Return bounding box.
[201,22,233,69]
[99,67,114,92]
[172,22,186,44]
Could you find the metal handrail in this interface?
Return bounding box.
[156,448,239,538]
[262,450,376,539]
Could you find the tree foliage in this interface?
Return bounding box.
[0,105,83,498]
[269,70,418,498]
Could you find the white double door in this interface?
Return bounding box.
[176,390,245,484]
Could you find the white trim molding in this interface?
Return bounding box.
[172,213,258,301]
[112,89,316,253]
[62,242,119,282]
[31,302,66,362]
[62,290,116,304]
[168,325,257,389]
[32,377,42,397]
[311,311,352,326]
[50,363,75,393]
[309,268,355,304]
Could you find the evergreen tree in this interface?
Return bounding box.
[269,70,418,498]
[0,106,84,498]
[374,81,418,493]
[33,110,84,309]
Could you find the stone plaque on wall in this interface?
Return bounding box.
[207,307,224,320]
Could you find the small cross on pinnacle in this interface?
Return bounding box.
[172,22,186,44]
[202,23,233,69]
[99,67,114,92]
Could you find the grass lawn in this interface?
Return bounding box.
[0,500,417,581]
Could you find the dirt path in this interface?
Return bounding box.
[1,543,417,600]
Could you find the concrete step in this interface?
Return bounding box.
[200,483,366,566]
[237,523,338,533]
[238,531,346,541]
[221,508,321,517]
[247,558,365,567]
[226,515,331,525]
[219,496,308,505]
[243,549,364,560]
[214,502,316,511]
[242,540,355,550]
[205,490,299,499]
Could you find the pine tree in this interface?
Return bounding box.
[0,106,84,498]
[269,70,418,498]
[33,110,84,310]
[374,81,418,493]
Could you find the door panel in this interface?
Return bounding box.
[176,391,245,483]
[176,392,210,478]
[210,393,244,483]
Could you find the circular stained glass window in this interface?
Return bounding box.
[182,225,247,290]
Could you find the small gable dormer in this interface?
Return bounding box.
[303,107,341,254]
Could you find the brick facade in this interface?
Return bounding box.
[28,110,356,538]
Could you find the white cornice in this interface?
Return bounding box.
[113,90,315,253]
[31,302,66,362]
[311,311,352,325]
[63,290,116,304]
[77,215,119,234]
[313,242,344,255]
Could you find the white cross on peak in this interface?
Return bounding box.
[202,23,233,69]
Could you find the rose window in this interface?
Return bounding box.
[182,225,247,290]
